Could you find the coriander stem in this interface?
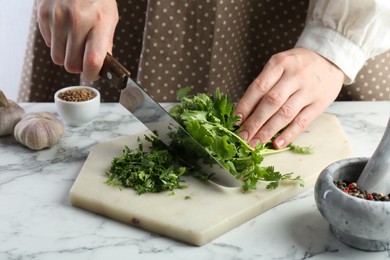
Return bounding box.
[260,147,291,155]
[213,123,254,151]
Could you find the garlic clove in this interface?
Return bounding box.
[0,90,25,137]
[14,112,64,150]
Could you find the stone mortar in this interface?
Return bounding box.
[314,157,390,251]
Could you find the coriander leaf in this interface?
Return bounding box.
[176,86,193,101]
[288,144,314,154]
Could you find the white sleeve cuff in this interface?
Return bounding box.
[295,24,368,85]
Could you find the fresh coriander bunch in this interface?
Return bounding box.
[169,87,309,191]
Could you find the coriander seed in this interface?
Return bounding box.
[58,88,97,102]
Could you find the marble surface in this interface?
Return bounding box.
[0,101,389,260]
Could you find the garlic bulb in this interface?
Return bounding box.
[0,90,25,136]
[14,112,65,150]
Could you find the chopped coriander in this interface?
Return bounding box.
[105,135,188,195]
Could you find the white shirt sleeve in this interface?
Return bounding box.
[295,0,390,84]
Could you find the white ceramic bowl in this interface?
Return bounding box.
[54,86,100,127]
[314,157,390,251]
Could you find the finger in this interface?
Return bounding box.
[64,25,88,74]
[273,103,323,149]
[234,59,284,125]
[36,0,52,47]
[50,8,68,66]
[81,21,116,81]
[249,89,309,146]
[37,15,52,47]
[38,23,52,48]
[239,73,300,142]
[50,30,67,66]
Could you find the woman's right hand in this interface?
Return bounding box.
[36,0,119,81]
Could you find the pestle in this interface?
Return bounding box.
[357,118,390,194]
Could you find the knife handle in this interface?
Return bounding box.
[100,53,131,90]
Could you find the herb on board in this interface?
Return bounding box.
[106,87,311,194]
[106,135,188,195]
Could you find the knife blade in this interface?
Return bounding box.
[100,53,241,187]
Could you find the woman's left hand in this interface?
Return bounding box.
[234,47,345,149]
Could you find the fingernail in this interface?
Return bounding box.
[250,139,261,148]
[274,138,286,149]
[235,113,243,125]
[238,130,248,140]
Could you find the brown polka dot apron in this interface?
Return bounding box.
[18,0,390,102]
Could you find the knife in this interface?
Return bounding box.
[100,53,241,187]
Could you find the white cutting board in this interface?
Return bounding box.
[69,113,354,246]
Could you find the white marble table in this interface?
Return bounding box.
[0,101,389,260]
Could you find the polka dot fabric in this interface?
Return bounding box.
[18,0,390,102]
[137,0,309,101]
[337,52,390,101]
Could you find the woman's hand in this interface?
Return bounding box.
[234,47,345,149]
[36,0,119,81]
